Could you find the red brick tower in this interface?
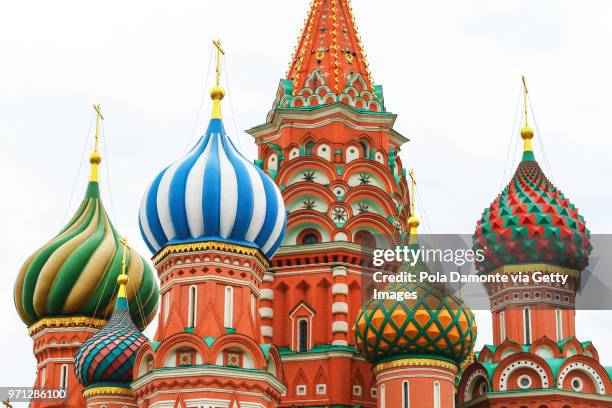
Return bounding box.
[458,78,612,407]
[247,1,409,405]
[134,42,287,407]
[13,105,158,407]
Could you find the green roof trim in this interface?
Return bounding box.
[259,343,272,358]
[278,344,357,356]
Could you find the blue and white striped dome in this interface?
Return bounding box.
[139,118,286,259]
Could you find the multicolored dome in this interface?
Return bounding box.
[74,274,147,387]
[474,125,591,274]
[355,280,477,366]
[355,217,477,366]
[14,125,159,329]
[138,91,286,260]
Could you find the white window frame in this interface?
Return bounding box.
[523,307,532,344]
[224,286,234,328]
[59,364,68,389]
[402,380,409,408]
[297,317,309,352]
[296,385,307,396]
[353,385,362,396]
[188,285,197,328]
[316,384,326,395]
[556,309,563,341]
[433,381,441,408]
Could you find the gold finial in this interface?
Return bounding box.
[520,75,534,152]
[210,39,226,119]
[407,169,420,239]
[2,399,12,408]
[89,104,104,182]
[117,237,130,299]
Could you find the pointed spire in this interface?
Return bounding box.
[89,104,104,182]
[520,76,535,160]
[407,169,420,246]
[210,39,225,119]
[287,0,374,96]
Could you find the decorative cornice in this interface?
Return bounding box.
[374,358,458,376]
[490,263,580,278]
[83,386,134,397]
[153,241,269,268]
[28,316,107,336]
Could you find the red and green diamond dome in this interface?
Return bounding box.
[474,126,591,274]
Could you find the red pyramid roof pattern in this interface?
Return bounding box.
[278,0,384,112]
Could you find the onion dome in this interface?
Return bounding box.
[74,273,147,387]
[474,83,591,274]
[13,106,159,329]
[355,199,477,366]
[138,65,286,260]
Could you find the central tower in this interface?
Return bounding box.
[247,1,409,406]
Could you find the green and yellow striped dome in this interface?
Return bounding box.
[14,129,159,330]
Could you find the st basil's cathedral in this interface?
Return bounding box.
[12,0,612,407]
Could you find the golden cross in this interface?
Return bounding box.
[213,39,225,87]
[408,169,416,216]
[2,400,12,408]
[93,103,104,153]
[521,75,529,126]
[120,237,131,275]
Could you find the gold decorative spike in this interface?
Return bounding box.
[210,39,226,119]
[89,104,104,182]
[407,169,420,239]
[520,75,534,151]
[117,237,130,299]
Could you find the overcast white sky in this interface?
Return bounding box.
[1,0,611,399]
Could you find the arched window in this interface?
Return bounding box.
[298,318,309,352]
[556,309,563,341]
[433,381,441,408]
[359,141,369,158]
[355,230,376,248]
[305,141,315,156]
[523,307,532,344]
[299,228,322,245]
[380,384,386,408]
[224,286,234,328]
[303,233,319,244]
[188,285,197,328]
[59,364,68,389]
[402,381,409,408]
[500,311,506,341]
